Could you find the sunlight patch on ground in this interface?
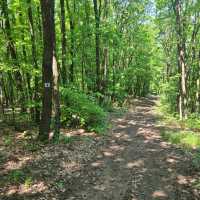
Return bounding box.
[93,184,106,191]
[159,141,170,148]
[61,128,96,137]
[109,144,125,152]
[18,181,47,194]
[167,168,173,172]
[114,132,123,138]
[6,181,48,196]
[61,161,80,172]
[117,125,127,128]
[126,159,144,169]
[2,155,33,173]
[177,175,189,185]
[152,190,168,198]
[114,157,125,162]
[121,134,132,141]
[91,160,104,167]
[102,151,115,157]
[166,157,179,164]
[128,120,137,125]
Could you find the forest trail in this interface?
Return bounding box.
[64,96,194,200]
[1,97,197,200]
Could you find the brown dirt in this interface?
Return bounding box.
[1,97,200,200]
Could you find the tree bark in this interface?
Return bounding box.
[93,0,101,93]
[39,0,55,141]
[27,0,40,123]
[52,3,61,141]
[66,0,75,83]
[60,0,68,84]
[173,0,187,119]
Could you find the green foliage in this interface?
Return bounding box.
[23,141,41,152]
[59,135,77,144]
[3,135,13,146]
[55,180,65,190]
[60,87,107,133]
[8,169,33,187]
[185,114,200,131]
[192,149,200,170]
[24,176,33,188]
[161,130,200,149]
[123,67,151,97]
[160,75,179,114]
[8,170,26,184]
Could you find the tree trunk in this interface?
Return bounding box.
[27,0,40,123]
[173,0,187,119]
[60,0,68,84]
[66,0,75,83]
[39,0,55,141]
[93,0,101,93]
[52,52,61,141]
[196,50,200,112]
[52,3,61,141]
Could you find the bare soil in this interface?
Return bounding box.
[1,97,200,200]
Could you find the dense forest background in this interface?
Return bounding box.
[0,0,200,140]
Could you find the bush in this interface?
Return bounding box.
[60,87,107,133]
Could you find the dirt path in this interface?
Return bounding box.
[1,97,198,200]
[63,97,196,200]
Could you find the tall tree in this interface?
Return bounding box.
[66,0,75,83]
[27,0,40,123]
[173,0,187,119]
[60,0,67,84]
[39,0,55,140]
[93,0,101,93]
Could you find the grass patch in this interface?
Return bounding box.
[161,130,200,149]
[3,135,13,146]
[4,169,33,188]
[8,169,26,184]
[59,135,78,144]
[24,176,33,188]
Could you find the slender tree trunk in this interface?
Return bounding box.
[39,0,55,141]
[52,3,60,141]
[102,47,108,96]
[112,51,116,101]
[60,0,67,84]
[66,0,75,83]
[81,47,85,91]
[93,0,101,93]
[27,0,40,123]
[196,50,200,112]
[52,52,60,141]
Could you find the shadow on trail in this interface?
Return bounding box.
[1,97,199,200]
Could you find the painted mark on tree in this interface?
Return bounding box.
[44,83,51,88]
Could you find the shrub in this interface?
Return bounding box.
[60,87,107,133]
